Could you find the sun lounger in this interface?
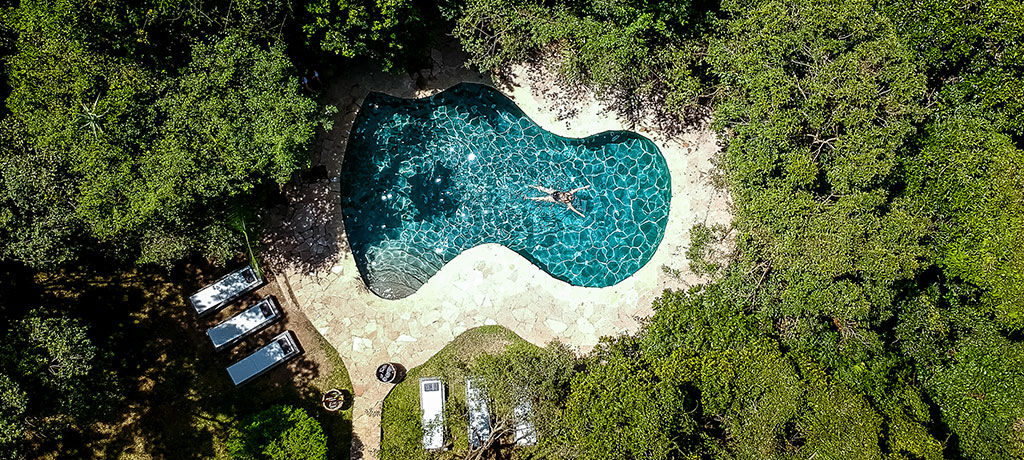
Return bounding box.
[513,398,538,446]
[466,378,491,449]
[226,331,300,386]
[189,265,263,316]
[419,377,447,450]
[207,296,281,351]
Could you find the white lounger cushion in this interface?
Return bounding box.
[208,297,280,350]
[466,378,491,448]
[227,331,299,386]
[190,266,262,316]
[420,378,446,450]
[514,399,538,446]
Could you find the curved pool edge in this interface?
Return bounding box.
[340,82,673,300]
[365,84,669,146]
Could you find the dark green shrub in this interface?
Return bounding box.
[227,405,327,460]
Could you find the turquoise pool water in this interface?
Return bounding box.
[340,83,671,300]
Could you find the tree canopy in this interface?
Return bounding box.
[445,0,1024,457]
[0,0,332,267]
[3,0,1023,458]
[227,405,328,460]
[0,307,110,459]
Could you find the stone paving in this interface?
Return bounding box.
[261,46,731,459]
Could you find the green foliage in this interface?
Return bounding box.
[4,33,159,253]
[874,382,944,460]
[646,285,803,458]
[886,0,1024,134]
[7,0,293,68]
[643,276,947,459]
[303,0,424,70]
[471,341,577,442]
[686,222,729,276]
[17,314,96,388]
[906,114,1024,329]
[706,0,932,380]
[161,35,323,187]
[560,336,695,460]
[0,122,82,265]
[1,7,328,266]
[700,2,1021,455]
[7,312,104,419]
[228,405,328,460]
[452,0,552,72]
[0,308,109,458]
[0,374,27,459]
[893,289,1024,459]
[454,0,713,115]
[928,321,1024,459]
[798,377,883,459]
[644,282,761,356]
[145,34,331,263]
[546,0,706,106]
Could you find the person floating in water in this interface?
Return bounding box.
[526,184,590,217]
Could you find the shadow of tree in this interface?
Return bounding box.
[509,54,712,144]
[350,434,366,460]
[5,258,352,460]
[260,39,492,279]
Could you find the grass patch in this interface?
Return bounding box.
[379,325,538,460]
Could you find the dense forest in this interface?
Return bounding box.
[1,0,1022,459]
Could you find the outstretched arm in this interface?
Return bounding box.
[566,203,585,218]
[569,185,591,194]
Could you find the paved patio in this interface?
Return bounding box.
[261,47,730,459]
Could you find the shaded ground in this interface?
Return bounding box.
[11,259,352,460]
[261,43,492,277]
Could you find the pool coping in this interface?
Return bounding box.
[340,83,673,299]
[260,50,732,460]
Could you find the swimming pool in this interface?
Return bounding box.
[340,83,671,300]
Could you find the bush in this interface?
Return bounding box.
[227,405,327,460]
[686,223,729,277]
